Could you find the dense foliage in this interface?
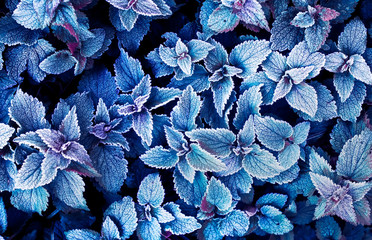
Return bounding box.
[0,0,371,239]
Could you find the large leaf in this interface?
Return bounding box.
[229,40,271,78]
[336,130,372,181]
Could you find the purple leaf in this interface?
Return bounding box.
[62,141,92,166]
[235,0,270,31]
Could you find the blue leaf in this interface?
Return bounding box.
[330,119,366,153]
[211,77,234,116]
[186,144,226,172]
[278,143,300,170]
[297,82,338,122]
[0,198,6,234]
[208,5,239,33]
[11,187,49,214]
[204,39,228,72]
[168,65,210,92]
[0,159,16,192]
[101,216,120,240]
[336,80,366,122]
[258,205,293,235]
[233,84,263,129]
[81,28,106,58]
[136,219,161,240]
[14,153,43,190]
[39,50,77,75]
[254,116,293,151]
[291,201,316,225]
[65,229,100,240]
[237,115,255,148]
[347,181,372,202]
[162,202,201,235]
[78,66,118,107]
[262,51,287,82]
[90,145,128,193]
[186,128,235,157]
[177,157,196,183]
[219,210,250,237]
[158,45,178,67]
[140,146,178,169]
[5,39,55,82]
[324,52,348,73]
[145,87,181,110]
[256,193,287,209]
[333,72,355,102]
[309,148,334,177]
[118,9,138,32]
[146,49,174,78]
[187,39,214,62]
[286,82,318,117]
[173,169,207,206]
[199,0,220,36]
[137,173,164,208]
[0,15,42,46]
[292,121,310,144]
[219,169,252,200]
[200,90,236,129]
[152,206,175,223]
[202,219,224,240]
[59,106,80,141]
[104,196,137,239]
[270,9,304,51]
[266,163,300,184]
[229,40,271,78]
[304,20,330,52]
[315,216,341,240]
[170,86,201,132]
[164,126,187,152]
[132,109,153,146]
[272,77,293,103]
[336,130,372,181]
[65,92,95,141]
[12,0,57,29]
[243,144,284,179]
[150,114,170,148]
[10,90,50,134]
[50,170,88,210]
[116,16,151,53]
[349,54,372,85]
[338,18,367,56]
[205,176,232,212]
[0,123,14,149]
[114,49,144,92]
[177,55,192,76]
[286,41,325,79]
[290,11,314,28]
